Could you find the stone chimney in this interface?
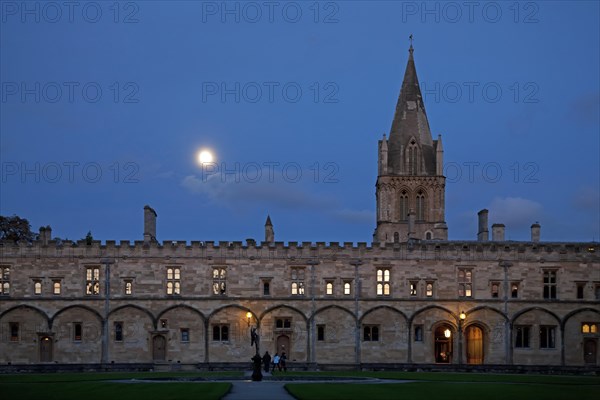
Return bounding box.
[265,215,274,244]
[477,209,489,241]
[531,223,541,242]
[39,226,48,245]
[492,223,505,241]
[408,208,416,240]
[143,205,157,243]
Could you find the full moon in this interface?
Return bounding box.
[197,150,214,165]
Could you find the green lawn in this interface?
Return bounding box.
[0,372,233,400]
[285,381,600,400]
[284,372,600,400]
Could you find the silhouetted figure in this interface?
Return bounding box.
[262,351,271,373]
[280,352,287,372]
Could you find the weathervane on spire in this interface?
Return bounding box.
[409,34,414,53]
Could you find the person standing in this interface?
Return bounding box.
[280,352,287,372]
[272,353,280,373]
[262,351,271,373]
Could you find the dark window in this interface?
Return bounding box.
[539,326,556,349]
[114,322,123,342]
[515,326,530,348]
[414,325,423,342]
[213,325,229,341]
[543,270,557,299]
[73,323,82,341]
[181,328,190,342]
[511,283,519,298]
[9,322,19,342]
[160,319,168,329]
[491,283,499,298]
[263,282,270,296]
[317,325,325,341]
[576,284,584,299]
[363,325,379,342]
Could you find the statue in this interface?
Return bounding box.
[250,327,262,381]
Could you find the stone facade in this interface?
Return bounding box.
[0,46,598,370]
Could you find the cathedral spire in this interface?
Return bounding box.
[387,41,435,175]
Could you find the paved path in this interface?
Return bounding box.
[222,380,296,400]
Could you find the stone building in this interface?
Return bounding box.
[0,46,598,370]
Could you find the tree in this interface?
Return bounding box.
[0,215,35,243]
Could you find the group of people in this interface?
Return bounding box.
[261,351,287,373]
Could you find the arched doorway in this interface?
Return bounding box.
[40,336,53,362]
[276,334,290,357]
[584,339,597,364]
[465,325,484,364]
[153,335,166,361]
[434,325,453,363]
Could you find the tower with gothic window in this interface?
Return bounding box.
[374,45,448,242]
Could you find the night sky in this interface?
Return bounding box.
[1,1,599,244]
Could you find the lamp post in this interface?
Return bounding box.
[247,312,262,381]
[458,311,466,365]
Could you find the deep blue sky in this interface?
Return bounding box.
[1,1,599,244]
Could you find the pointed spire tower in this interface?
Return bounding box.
[374,40,448,243]
[264,215,275,244]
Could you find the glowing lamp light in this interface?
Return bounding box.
[246,312,252,326]
[444,328,451,338]
[459,311,466,321]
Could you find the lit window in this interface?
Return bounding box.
[9,322,19,342]
[213,325,229,341]
[344,281,351,295]
[511,283,519,298]
[114,322,123,342]
[363,325,379,342]
[543,270,557,299]
[167,268,181,295]
[291,267,305,296]
[515,326,530,348]
[73,323,82,341]
[582,323,598,334]
[376,269,390,296]
[124,280,132,295]
[160,319,168,329]
[491,283,499,298]
[181,328,190,342]
[326,281,333,295]
[317,325,325,341]
[539,326,556,348]
[458,268,473,298]
[1,266,11,295]
[34,280,42,295]
[85,267,100,295]
[409,281,418,296]
[212,268,226,295]
[426,282,434,297]
[53,280,61,295]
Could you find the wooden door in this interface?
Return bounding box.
[584,338,597,364]
[153,335,166,361]
[466,326,484,365]
[40,336,53,362]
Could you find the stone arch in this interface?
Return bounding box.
[511,307,561,326]
[312,305,356,364]
[260,304,308,324]
[109,304,156,328]
[157,304,206,325]
[361,305,409,363]
[0,305,51,364]
[562,307,600,329]
[108,305,155,363]
[562,307,600,366]
[157,304,206,364]
[50,305,103,329]
[260,305,309,363]
[411,305,457,324]
[311,304,356,323]
[466,305,508,322]
[0,305,49,326]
